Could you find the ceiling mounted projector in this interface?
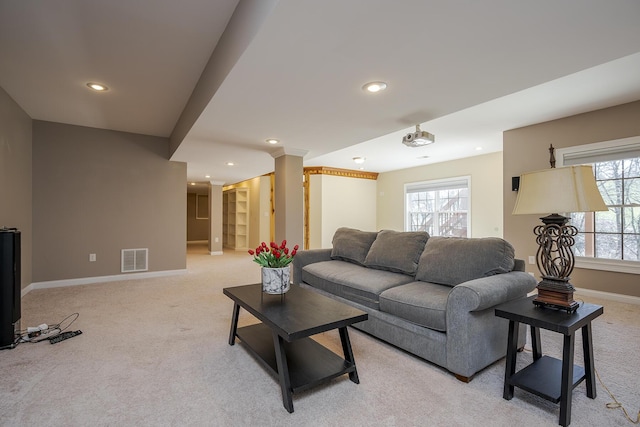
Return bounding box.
[402,124,435,147]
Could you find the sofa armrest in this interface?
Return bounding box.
[447,271,537,313]
[444,271,536,378]
[292,249,332,285]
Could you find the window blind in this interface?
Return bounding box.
[405,177,469,193]
[560,136,640,165]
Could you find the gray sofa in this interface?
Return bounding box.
[292,228,537,382]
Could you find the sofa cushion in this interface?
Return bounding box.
[363,230,429,275]
[379,281,450,332]
[330,227,379,266]
[415,236,515,286]
[302,260,414,309]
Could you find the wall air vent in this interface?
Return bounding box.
[121,248,148,273]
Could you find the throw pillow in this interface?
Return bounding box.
[363,230,430,275]
[415,236,515,286]
[330,227,379,266]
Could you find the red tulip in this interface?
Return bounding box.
[249,239,298,268]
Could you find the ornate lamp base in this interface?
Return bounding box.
[533,277,579,313]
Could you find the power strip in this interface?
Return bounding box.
[49,330,82,344]
[29,329,60,343]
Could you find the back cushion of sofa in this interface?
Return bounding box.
[363,230,429,275]
[330,227,379,266]
[415,236,515,286]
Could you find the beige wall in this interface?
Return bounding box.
[377,152,504,238]
[32,121,186,282]
[186,193,209,241]
[274,154,304,248]
[0,87,33,288]
[308,174,377,248]
[504,100,640,297]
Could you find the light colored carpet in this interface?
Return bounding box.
[1,243,638,426]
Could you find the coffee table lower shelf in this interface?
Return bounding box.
[509,355,586,403]
[236,323,356,394]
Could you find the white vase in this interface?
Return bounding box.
[261,267,291,294]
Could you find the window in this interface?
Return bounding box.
[405,176,470,237]
[557,136,640,273]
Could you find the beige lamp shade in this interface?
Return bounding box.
[513,165,608,215]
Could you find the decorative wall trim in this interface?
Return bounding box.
[270,173,276,243]
[228,167,375,250]
[22,269,188,297]
[303,171,310,249]
[304,166,378,180]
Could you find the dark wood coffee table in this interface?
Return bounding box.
[223,283,368,413]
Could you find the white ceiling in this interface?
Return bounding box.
[2,0,640,187]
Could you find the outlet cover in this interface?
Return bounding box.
[528,256,535,265]
[89,253,96,262]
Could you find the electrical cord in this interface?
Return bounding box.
[521,346,639,424]
[595,367,640,424]
[49,312,79,333]
[11,312,80,347]
[574,299,639,423]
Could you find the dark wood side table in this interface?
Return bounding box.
[495,296,603,427]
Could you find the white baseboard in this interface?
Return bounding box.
[575,287,640,305]
[527,287,640,305]
[210,251,223,256]
[23,269,187,297]
[527,287,639,305]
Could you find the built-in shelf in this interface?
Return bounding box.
[223,188,249,250]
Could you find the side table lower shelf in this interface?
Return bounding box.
[236,323,355,394]
[509,356,585,403]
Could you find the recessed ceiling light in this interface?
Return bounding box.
[476,147,483,151]
[86,82,109,92]
[205,175,211,178]
[362,81,387,93]
[226,162,235,166]
[266,139,279,145]
[353,157,366,164]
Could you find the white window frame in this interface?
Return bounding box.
[557,136,640,275]
[404,176,471,237]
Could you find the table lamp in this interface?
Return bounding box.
[513,165,608,312]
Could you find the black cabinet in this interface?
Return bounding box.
[0,228,21,348]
